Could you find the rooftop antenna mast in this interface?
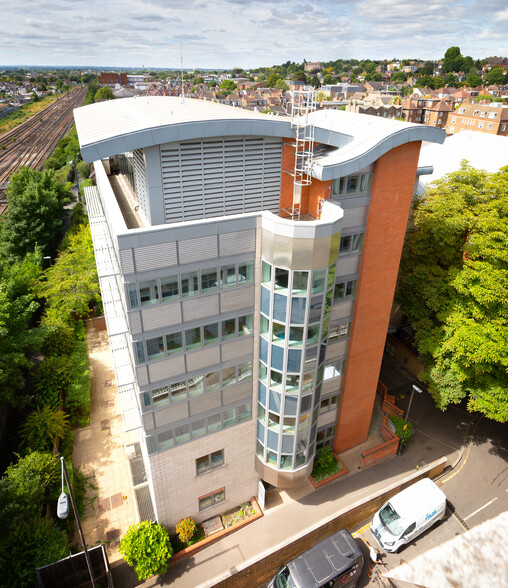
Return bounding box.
[288,85,317,221]
[180,42,185,104]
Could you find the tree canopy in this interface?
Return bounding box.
[94,86,114,101]
[397,163,508,422]
[218,79,237,95]
[0,167,72,261]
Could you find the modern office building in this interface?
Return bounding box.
[73,96,444,527]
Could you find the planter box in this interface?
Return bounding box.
[309,454,349,489]
[172,497,263,563]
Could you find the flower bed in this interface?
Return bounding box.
[171,497,263,563]
[309,447,348,488]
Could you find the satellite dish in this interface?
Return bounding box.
[57,491,70,519]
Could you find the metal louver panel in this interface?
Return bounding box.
[182,295,219,323]
[119,249,135,274]
[132,149,149,220]
[178,235,218,264]
[141,303,182,332]
[147,355,185,384]
[219,230,256,256]
[134,242,177,272]
[220,286,255,313]
[161,136,282,223]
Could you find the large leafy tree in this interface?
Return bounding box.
[397,162,508,422]
[0,167,73,261]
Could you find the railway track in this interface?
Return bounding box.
[0,86,88,210]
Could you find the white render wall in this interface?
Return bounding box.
[148,418,258,528]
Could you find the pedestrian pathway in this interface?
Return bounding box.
[72,321,139,563]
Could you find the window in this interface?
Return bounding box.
[274,267,289,291]
[316,425,335,450]
[185,327,201,349]
[238,314,253,336]
[181,272,199,297]
[328,321,351,342]
[451,118,456,124]
[501,125,506,132]
[334,279,357,301]
[222,318,236,339]
[196,450,224,475]
[166,331,183,354]
[204,322,219,345]
[221,264,236,287]
[346,175,359,193]
[198,488,225,511]
[238,261,254,284]
[146,336,164,361]
[324,358,344,380]
[161,276,179,300]
[320,395,339,414]
[488,112,497,119]
[340,233,364,255]
[487,124,493,130]
[135,341,146,364]
[478,122,484,129]
[139,279,159,306]
[127,284,139,308]
[201,268,218,293]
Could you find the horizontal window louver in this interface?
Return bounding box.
[161,136,282,223]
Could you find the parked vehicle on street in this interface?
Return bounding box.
[266,529,363,587]
[370,478,446,553]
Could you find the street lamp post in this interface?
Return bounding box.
[397,384,423,456]
[57,456,96,588]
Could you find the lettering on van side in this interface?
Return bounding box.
[425,509,437,521]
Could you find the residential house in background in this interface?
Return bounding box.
[446,103,508,136]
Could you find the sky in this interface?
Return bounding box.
[1,0,507,69]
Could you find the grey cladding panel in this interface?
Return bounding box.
[220,286,255,313]
[189,391,221,416]
[342,206,368,230]
[219,230,256,256]
[119,249,135,274]
[154,403,188,428]
[330,300,355,321]
[182,295,219,323]
[221,337,253,362]
[129,311,142,334]
[134,242,178,272]
[184,346,221,372]
[178,235,218,264]
[222,381,252,405]
[136,365,149,387]
[142,303,182,332]
[148,355,185,384]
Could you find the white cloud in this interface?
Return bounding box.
[0,0,506,68]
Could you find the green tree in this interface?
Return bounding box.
[292,71,307,83]
[419,62,434,76]
[94,86,114,101]
[119,521,173,581]
[275,79,289,92]
[391,72,407,83]
[484,67,506,86]
[0,167,72,261]
[20,406,70,453]
[266,72,279,87]
[444,73,459,87]
[218,79,237,95]
[397,163,508,422]
[35,223,100,322]
[465,73,483,87]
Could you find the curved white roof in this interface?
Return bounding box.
[74,97,445,178]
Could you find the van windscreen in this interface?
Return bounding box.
[379,502,405,536]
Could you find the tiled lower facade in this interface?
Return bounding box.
[149,418,258,528]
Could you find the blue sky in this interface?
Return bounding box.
[1,0,507,69]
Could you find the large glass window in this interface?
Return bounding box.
[292,271,308,294]
[222,318,236,340]
[273,293,287,322]
[340,233,364,255]
[239,261,254,284]
[324,358,344,380]
[306,324,320,346]
[166,331,183,355]
[139,279,159,306]
[238,361,252,381]
[291,297,306,324]
[181,272,199,297]
[262,261,271,284]
[221,264,236,287]
[170,381,187,403]
[334,279,357,301]
[175,423,190,445]
[205,370,221,391]
[204,322,219,345]
[261,286,271,316]
[222,366,236,387]
[185,327,201,349]
[312,269,325,293]
[347,175,359,193]
[274,267,289,291]
[201,268,218,293]
[188,376,204,398]
[127,284,139,308]
[135,341,146,364]
[288,326,304,347]
[239,314,253,337]
[328,322,351,342]
[146,336,164,361]
[272,321,286,342]
[161,275,179,300]
[199,488,225,511]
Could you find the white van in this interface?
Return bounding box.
[370,478,446,553]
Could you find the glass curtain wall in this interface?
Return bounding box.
[256,260,336,471]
